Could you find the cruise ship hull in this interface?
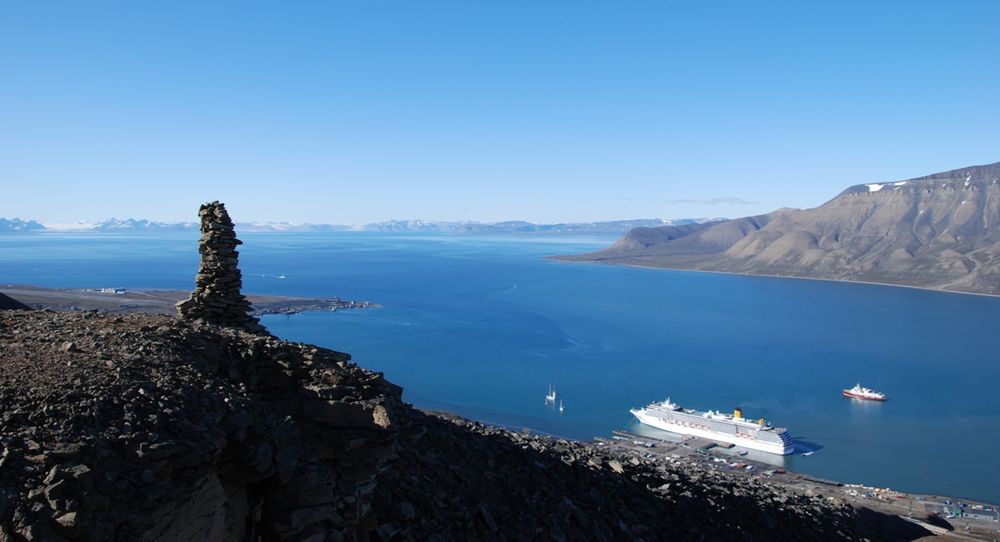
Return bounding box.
[630,408,795,455]
[842,390,885,401]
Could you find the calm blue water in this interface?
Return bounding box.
[2,232,999,503]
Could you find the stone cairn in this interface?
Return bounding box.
[176,201,265,333]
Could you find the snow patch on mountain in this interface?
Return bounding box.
[0,218,45,233]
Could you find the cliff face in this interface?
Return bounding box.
[564,162,1000,295]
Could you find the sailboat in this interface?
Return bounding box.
[545,384,557,404]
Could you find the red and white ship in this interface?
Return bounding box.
[842,384,886,401]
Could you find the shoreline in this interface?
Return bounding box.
[4,286,996,537]
[549,255,1000,300]
[427,409,1000,540]
[0,284,378,316]
[426,406,999,509]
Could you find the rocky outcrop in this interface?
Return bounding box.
[176,202,264,333]
[563,162,1000,295]
[368,410,915,542]
[0,310,402,541]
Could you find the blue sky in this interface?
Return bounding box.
[2,1,998,224]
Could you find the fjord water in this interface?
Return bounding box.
[3,232,999,503]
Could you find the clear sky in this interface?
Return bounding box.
[2,1,999,225]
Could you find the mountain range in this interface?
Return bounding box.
[561,161,1000,296]
[0,218,45,233]
[351,218,719,234]
[0,217,721,235]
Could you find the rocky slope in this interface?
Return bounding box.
[562,162,1000,295]
[0,309,932,541]
[0,310,403,542]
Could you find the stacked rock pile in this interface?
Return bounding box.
[175,201,264,333]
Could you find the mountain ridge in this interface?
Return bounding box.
[560,161,1000,296]
[0,218,45,233]
[7,217,724,235]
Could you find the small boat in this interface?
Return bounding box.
[801,451,814,456]
[545,385,557,404]
[842,383,887,401]
[559,400,565,413]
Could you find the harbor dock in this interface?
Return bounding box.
[604,429,1000,540]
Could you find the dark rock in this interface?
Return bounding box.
[478,505,497,532]
[175,201,265,333]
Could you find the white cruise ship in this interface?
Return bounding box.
[630,398,795,455]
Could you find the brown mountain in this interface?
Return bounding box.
[561,161,1000,295]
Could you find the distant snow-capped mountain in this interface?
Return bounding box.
[93,218,198,231]
[36,217,725,234]
[0,218,45,233]
[356,218,723,234]
[235,222,352,233]
[41,219,197,232]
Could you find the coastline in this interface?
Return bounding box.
[2,293,996,537]
[548,256,1000,300]
[0,284,378,316]
[427,409,999,540]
